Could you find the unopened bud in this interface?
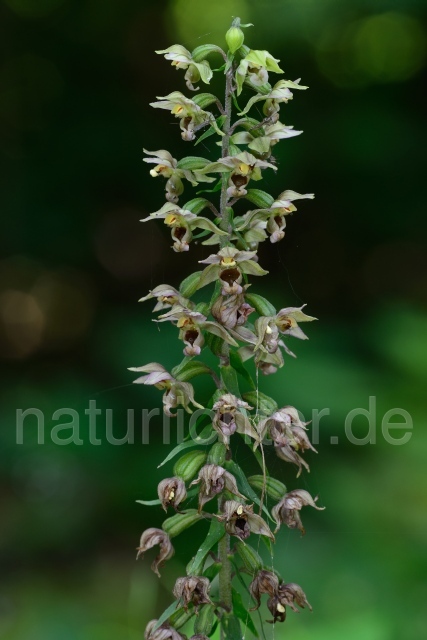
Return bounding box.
[226,24,244,54]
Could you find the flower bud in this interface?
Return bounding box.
[226,25,245,54]
[157,477,187,512]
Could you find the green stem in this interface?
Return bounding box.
[218,510,232,614]
[219,62,234,241]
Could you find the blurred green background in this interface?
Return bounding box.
[1,0,426,638]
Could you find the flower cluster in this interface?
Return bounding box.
[132,17,323,640]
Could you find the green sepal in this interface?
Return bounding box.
[187,518,225,575]
[179,271,202,298]
[245,293,277,317]
[232,588,259,637]
[162,509,202,538]
[177,156,211,171]
[207,442,227,466]
[192,44,225,62]
[243,390,278,415]
[194,603,217,635]
[235,540,263,573]
[248,475,287,502]
[173,450,207,482]
[244,189,275,208]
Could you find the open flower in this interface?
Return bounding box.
[257,406,317,476]
[145,621,185,640]
[128,362,203,416]
[211,289,254,329]
[137,528,174,577]
[143,149,214,203]
[277,582,312,613]
[217,500,274,541]
[250,570,311,623]
[272,489,325,534]
[231,122,302,159]
[250,570,280,609]
[212,393,259,445]
[156,305,238,356]
[233,322,294,377]
[173,576,212,611]
[150,92,217,141]
[139,284,189,312]
[156,45,213,91]
[235,190,315,245]
[190,464,246,510]
[236,50,283,95]
[198,247,268,295]
[141,203,227,252]
[239,79,308,120]
[158,477,187,512]
[199,151,276,198]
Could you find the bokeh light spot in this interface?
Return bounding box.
[354,12,426,83]
[316,12,426,87]
[169,0,249,47]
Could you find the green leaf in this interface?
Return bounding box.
[229,350,256,390]
[203,562,222,581]
[245,293,277,317]
[243,390,278,415]
[135,498,162,506]
[222,613,242,640]
[195,116,226,145]
[177,156,211,171]
[157,437,208,470]
[179,271,202,298]
[248,475,287,501]
[232,588,259,637]
[162,509,203,538]
[173,360,213,382]
[225,460,273,523]
[152,600,180,632]
[187,518,225,575]
[220,364,240,396]
[244,189,275,208]
[196,179,223,195]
